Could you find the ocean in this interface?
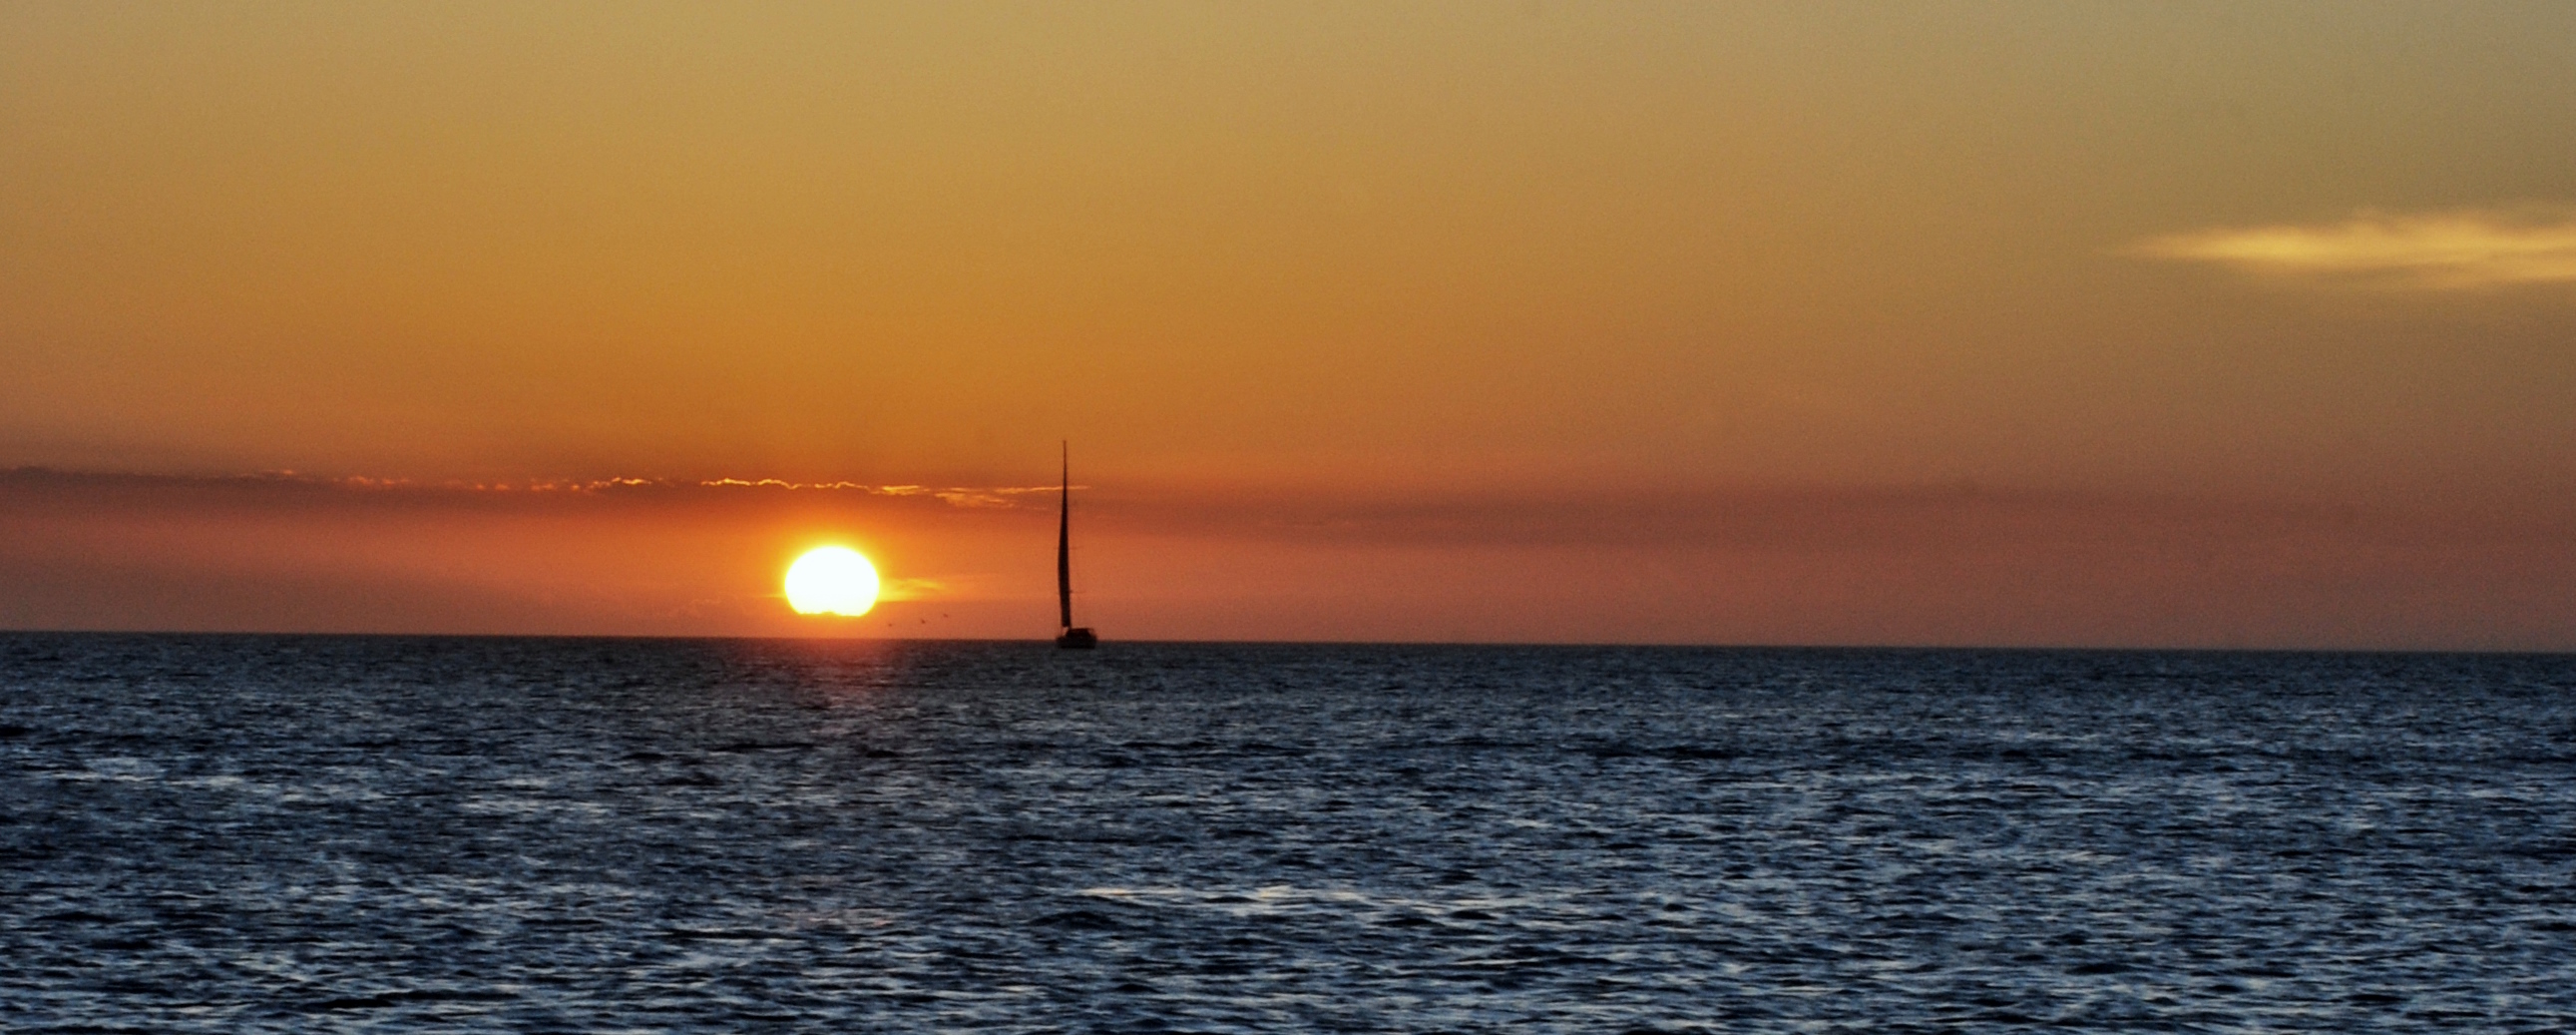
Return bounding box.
[3,634,2571,1031]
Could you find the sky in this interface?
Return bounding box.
[5,2,2574,648]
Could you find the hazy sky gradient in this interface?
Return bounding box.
[5,2,2574,645]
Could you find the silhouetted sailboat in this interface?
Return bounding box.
[1055,443,1098,649]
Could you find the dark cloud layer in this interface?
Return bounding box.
[7,467,2570,649]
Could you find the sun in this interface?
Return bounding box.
[784,546,880,616]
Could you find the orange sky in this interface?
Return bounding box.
[5,3,2575,647]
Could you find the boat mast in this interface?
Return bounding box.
[1058,441,1073,631]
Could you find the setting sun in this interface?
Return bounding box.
[783,546,879,617]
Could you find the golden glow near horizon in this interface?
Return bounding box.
[783,546,879,617]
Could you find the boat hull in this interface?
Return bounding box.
[1056,628,1098,650]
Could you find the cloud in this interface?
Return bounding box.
[876,577,951,602]
[2132,208,2576,289]
[0,467,1073,509]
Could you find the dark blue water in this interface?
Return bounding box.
[3,635,2572,1031]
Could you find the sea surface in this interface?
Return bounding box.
[2,634,2572,1032]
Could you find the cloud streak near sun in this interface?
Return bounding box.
[2133,208,2576,289]
[0,468,1073,509]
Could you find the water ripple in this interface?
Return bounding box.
[3,635,2573,1031]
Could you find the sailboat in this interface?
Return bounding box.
[1055,442,1098,649]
